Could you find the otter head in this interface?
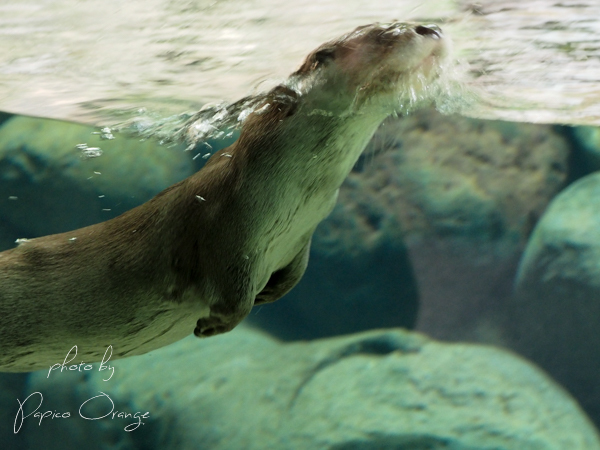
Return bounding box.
[288,22,449,116]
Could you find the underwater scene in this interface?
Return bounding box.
[2,1,600,449]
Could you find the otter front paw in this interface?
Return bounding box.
[194,316,233,338]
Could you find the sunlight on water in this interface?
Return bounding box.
[1,1,599,126]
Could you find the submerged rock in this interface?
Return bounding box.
[25,326,600,449]
[511,172,600,426]
[356,110,568,339]
[0,116,193,238]
[344,110,568,343]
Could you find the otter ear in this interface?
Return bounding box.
[294,46,336,75]
[313,47,336,66]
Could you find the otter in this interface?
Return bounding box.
[0,22,448,371]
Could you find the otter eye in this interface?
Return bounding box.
[314,48,336,65]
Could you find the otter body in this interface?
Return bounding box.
[0,22,447,371]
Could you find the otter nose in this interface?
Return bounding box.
[414,24,442,39]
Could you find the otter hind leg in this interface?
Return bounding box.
[254,237,311,305]
[194,236,312,338]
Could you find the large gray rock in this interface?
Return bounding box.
[352,110,568,343]
[510,172,600,426]
[0,115,194,238]
[24,326,600,449]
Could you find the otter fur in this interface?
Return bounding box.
[0,22,448,371]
